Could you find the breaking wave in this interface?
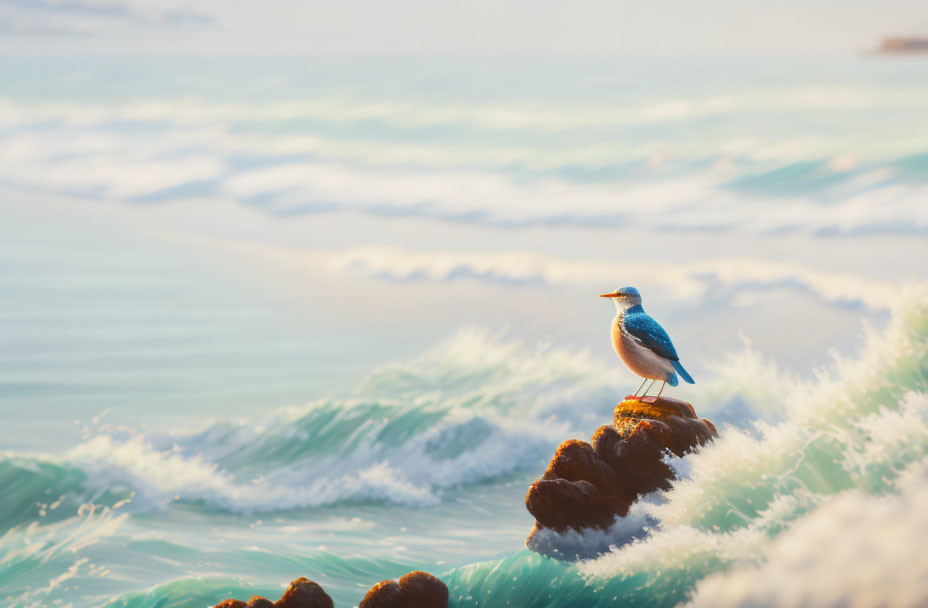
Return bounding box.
[443,286,928,606]
[0,329,622,520]
[2,289,926,607]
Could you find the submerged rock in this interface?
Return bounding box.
[213,572,447,608]
[525,396,716,549]
[213,577,333,608]
[360,570,449,608]
[277,578,334,608]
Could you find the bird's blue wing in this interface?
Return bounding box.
[624,312,679,361]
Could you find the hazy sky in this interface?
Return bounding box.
[1,0,926,56]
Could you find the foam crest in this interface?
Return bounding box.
[59,330,618,513]
[0,502,129,607]
[576,288,928,588]
[685,460,928,608]
[320,246,906,312]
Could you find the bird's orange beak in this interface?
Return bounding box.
[599,291,621,298]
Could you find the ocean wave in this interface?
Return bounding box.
[685,459,928,608]
[0,500,130,607]
[0,456,89,531]
[3,91,928,235]
[8,287,926,522]
[2,329,616,516]
[441,288,928,606]
[4,84,928,134]
[316,246,905,312]
[98,550,423,608]
[2,291,925,607]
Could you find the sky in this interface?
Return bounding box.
[1,0,927,444]
[1,0,928,56]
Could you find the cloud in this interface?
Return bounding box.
[0,98,926,236]
[0,0,214,37]
[325,247,908,311]
[197,242,908,313]
[5,88,928,135]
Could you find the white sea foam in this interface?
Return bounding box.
[64,329,613,513]
[4,86,928,135]
[316,246,905,312]
[577,288,928,589]
[526,496,660,561]
[686,460,928,608]
[1,95,928,235]
[59,288,927,518]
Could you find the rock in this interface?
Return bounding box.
[360,570,448,608]
[212,572,447,608]
[212,577,333,608]
[613,396,716,456]
[361,580,404,607]
[276,578,334,608]
[525,478,623,531]
[525,396,717,541]
[541,439,620,495]
[592,424,674,501]
[397,571,449,607]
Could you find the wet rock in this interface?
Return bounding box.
[361,580,404,607]
[541,439,620,495]
[276,578,334,608]
[360,570,448,608]
[525,478,624,531]
[525,396,717,542]
[613,396,716,456]
[213,577,333,608]
[397,571,449,607]
[592,424,675,500]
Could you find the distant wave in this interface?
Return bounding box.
[4,287,925,528]
[4,84,928,133]
[315,246,905,312]
[1,289,925,608]
[1,92,928,235]
[0,330,620,518]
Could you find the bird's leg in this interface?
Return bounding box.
[633,377,648,397]
[641,380,656,398]
[656,381,666,399]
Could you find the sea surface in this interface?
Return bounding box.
[1,55,927,607]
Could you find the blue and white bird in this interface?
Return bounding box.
[600,286,694,399]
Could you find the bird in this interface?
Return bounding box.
[599,286,694,399]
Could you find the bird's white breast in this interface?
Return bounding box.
[611,314,674,380]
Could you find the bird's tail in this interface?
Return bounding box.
[671,360,695,384]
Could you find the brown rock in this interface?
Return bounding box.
[276,578,334,608]
[614,396,716,456]
[526,478,624,531]
[213,578,333,608]
[593,424,675,500]
[398,571,449,607]
[541,439,620,495]
[361,571,448,608]
[525,396,717,543]
[360,580,404,608]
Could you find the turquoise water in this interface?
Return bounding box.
[1,56,927,607]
